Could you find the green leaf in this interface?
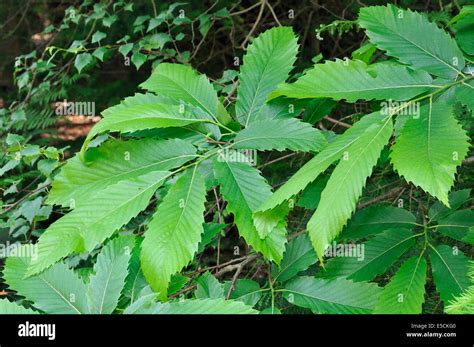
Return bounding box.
[224,279,262,307]
[359,4,465,79]
[140,63,218,121]
[341,205,416,240]
[4,246,89,314]
[91,30,106,43]
[252,204,289,239]
[120,237,147,306]
[74,53,93,73]
[283,276,381,314]
[235,26,298,126]
[271,60,435,102]
[307,114,393,260]
[92,47,109,61]
[0,299,38,314]
[303,99,337,124]
[198,223,226,252]
[49,138,196,207]
[233,118,327,152]
[81,101,207,153]
[118,43,133,57]
[430,245,471,303]
[255,97,305,120]
[446,285,474,314]
[351,42,377,63]
[195,272,224,299]
[141,167,207,300]
[87,236,135,314]
[102,15,118,28]
[445,262,474,314]
[199,14,212,36]
[147,16,165,32]
[319,229,416,281]
[213,159,287,263]
[131,52,147,70]
[168,274,189,295]
[0,160,20,177]
[257,112,389,213]
[127,298,258,314]
[428,189,471,221]
[138,64,222,137]
[390,101,469,206]
[453,6,474,55]
[296,175,329,209]
[437,210,474,244]
[454,80,474,111]
[274,234,317,283]
[374,255,427,314]
[27,171,169,276]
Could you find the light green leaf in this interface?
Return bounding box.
[120,237,147,306]
[430,245,471,303]
[168,274,189,295]
[27,171,169,276]
[274,234,317,283]
[140,63,218,120]
[198,223,226,253]
[359,4,465,79]
[131,52,147,70]
[138,64,222,137]
[283,276,381,314]
[307,114,393,260]
[141,167,207,300]
[195,272,224,299]
[455,80,474,111]
[91,30,106,43]
[49,138,196,207]
[87,236,135,314]
[127,298,258,314]
[437,210,474,244]
[234,118,327,152]
[0,299,38,314]
[390,101,469,206]
[92,47,109,61]
[119,43,133,57]
[272,60,436,102]
[341,205,416,239]
[81,101,207,154]
[213,159,287,263]
[374,255,427,314]
[296,175,329,209]
[253,204,289,239]
[453,6,474,55]
[102,15,118,28]
[224,279,262,307]
[428,189,471,221]
[445,262,474,314]
[319,229,416,281]
[4,246,89,314]
[257,112,389,213]
[74,53,93,73]
[235,26,298,126]
[303,99,337,124]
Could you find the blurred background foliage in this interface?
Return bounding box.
[0,0,472,313]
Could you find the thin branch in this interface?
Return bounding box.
[241,0,265,49]
[1,183,51,215]
[265,1,282,26]
[225,254,259,299]
[324,116,352,128]
[357,187,405,209]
